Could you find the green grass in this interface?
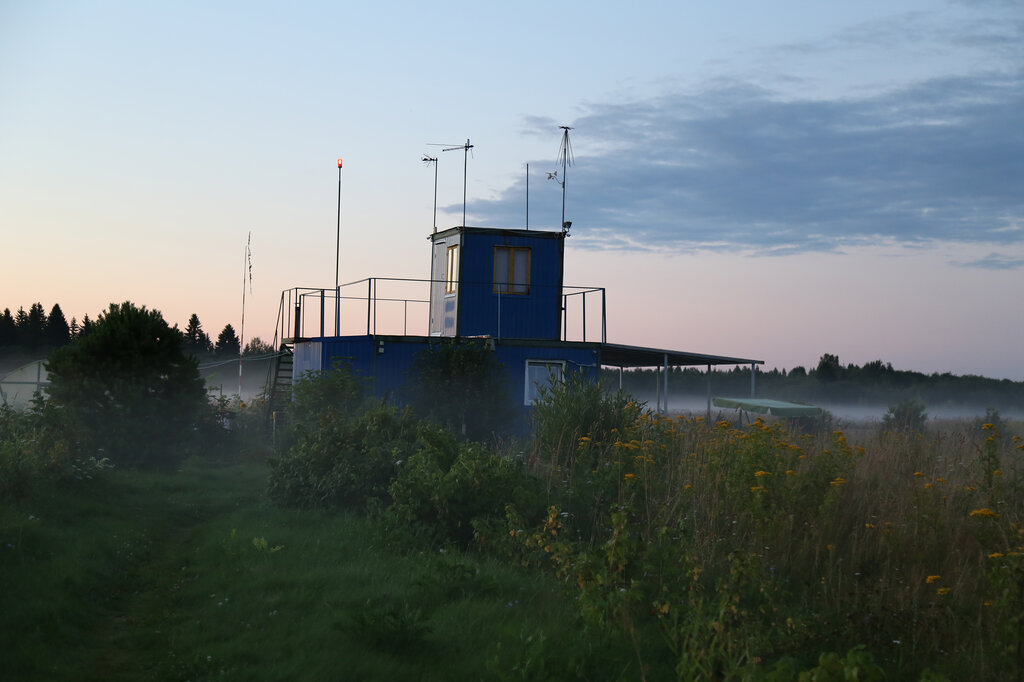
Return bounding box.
[0,459,638,681]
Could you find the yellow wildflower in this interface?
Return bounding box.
[865,523,875,529]
[937,587,952,596]
[829,477,846,488]
[989,552,1005,559]
[785,469,796,476]
[750,485,768,492]
[623,473,636,480]
[754,470,773,477]
[970,508,1000,518]
[926,575,941,584]
[913,471,925,478]
[826,544,836,551]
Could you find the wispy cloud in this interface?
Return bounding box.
[467,70,1024,265]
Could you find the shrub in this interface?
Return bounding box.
[268,405,421,510]
[881,397,928,433]
[44,302,208,468]
[405,339,519,440]
[388,430,543,548]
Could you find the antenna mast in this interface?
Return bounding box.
[557,126,574,232]
[442,139,473,227]
[422,155,438,233]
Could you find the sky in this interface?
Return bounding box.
[1,0,1022,379]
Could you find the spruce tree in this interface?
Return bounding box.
[215,324,241,357]
[25,303,47,351]
[79,314,93,339]
[0,308,16,348]
[46,303,71,348]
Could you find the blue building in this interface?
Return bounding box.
[268,225,762,422]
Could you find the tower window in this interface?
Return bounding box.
[445,245,458,294]
[493,246,530,294]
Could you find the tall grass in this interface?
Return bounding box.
[522,387,1024,679]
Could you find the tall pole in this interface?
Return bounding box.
[558,126,573,230]
[423,155,438,233]
[335,158,343,336]
[443,139,473,227]
[526,163,529,230]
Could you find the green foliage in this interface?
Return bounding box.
[881,397,928,433]
[268,404,422,510]
[387,431,542,547]
[796,645,886,681]
[405,338,519,440]
[44,301,208,468]
[530,369,633,477]
[0,400,95,499]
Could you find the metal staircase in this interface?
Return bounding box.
[265,342,294,423]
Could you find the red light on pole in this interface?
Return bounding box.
[337,158,343,168]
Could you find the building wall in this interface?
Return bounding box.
[292,335,601,427]
[429,228,565,341]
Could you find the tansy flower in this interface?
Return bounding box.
[913,471,925,477]
[754,470,773,477]
[623,473,636,480]
[970,508,1000,518]
[926,575,941,584]
[988,552,1005,559]
[937,587,952,596]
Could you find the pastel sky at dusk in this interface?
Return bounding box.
[2,1,1022,379]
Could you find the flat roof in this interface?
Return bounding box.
[599,342,762,369]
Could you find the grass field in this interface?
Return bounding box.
[1,459,641,681]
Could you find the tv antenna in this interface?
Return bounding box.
[547,126,574,233]
[429,138,474,227]
[421,155,438,233]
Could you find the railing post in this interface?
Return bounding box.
[293,301,301,340]
[319,289,325,338]
[601,288,607,343]
[366,279,372,335]
[582,290,587,343]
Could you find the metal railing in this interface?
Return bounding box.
[271,277,606,345]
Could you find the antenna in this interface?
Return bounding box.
[557,126,574,233]
[430,139,474,227]
[422,155,438,233]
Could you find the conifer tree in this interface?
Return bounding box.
[215,324,241,357]
[0,308,17,348]
[46,303,71,348]
[184,313,213,356]
[25,303,47,350]
[79,314,93,339]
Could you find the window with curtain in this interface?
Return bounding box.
[493,246,530,294]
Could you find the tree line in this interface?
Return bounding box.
[609,352,1024,410]
[0,302,275,359]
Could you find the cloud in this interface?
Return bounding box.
[951,252,1024,270]
[465,71,1024,260]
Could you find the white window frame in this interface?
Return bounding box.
[445,244,458,295]
[524,359,566,405]
[493,246,531,295]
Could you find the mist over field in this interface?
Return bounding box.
[632,392,1024,424]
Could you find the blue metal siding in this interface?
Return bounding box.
[456,231,563,340]
[306,335,600,425]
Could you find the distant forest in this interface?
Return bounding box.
[0,302,274,361]
[609,353,1024,411]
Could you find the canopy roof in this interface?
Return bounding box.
[599,342,762,369]
[713,397,822,417]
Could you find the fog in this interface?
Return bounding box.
[629,392,1024,425]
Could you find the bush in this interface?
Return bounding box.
[268,405,422,510]
[881,397,928,433]
[405,339,519,440]
[387,430,543,547]
[43,302,207,468]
